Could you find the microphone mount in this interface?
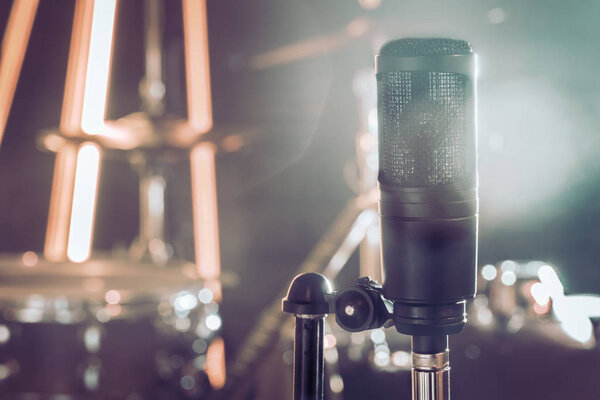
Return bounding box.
[283,272,461,400]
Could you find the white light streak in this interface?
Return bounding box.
[148,176,165,216]
[81,0,117,134]
[67,143,101,263]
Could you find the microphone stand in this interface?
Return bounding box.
[411,335,450,400]
[283,275,391,400]
[282,274,331,400]
[282,274,454,400]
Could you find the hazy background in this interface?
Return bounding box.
[0,0,599,378]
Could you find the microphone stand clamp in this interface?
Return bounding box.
[282,273,391,400]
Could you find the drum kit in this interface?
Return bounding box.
[0,1,599,400]
[321,259,600,400]
[0,0,225,398]
[0,255,220,399]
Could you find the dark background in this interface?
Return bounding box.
[0,0,599,389]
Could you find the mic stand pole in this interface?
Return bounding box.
[411,335,450,400]
[282,274,332,400]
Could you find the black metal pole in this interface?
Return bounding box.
[293,315,325,400]
[283,273,333,400]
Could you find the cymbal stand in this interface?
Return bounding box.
[0,0,226,391]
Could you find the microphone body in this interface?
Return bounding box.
[376,38,478,337]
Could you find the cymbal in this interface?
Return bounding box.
[0,254,202,302]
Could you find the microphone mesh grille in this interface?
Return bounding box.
[379,38,472,57]
[378,39,473,187]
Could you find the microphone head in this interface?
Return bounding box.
[375,38,479,332]
[376,38,476,188]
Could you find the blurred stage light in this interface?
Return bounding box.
[530,282,550,305]
[500,260,518,273]
[391,350,410,367]
[359,0,381,10]
[481,264,497,281]
[477,307,493,325]
[104,290,121,305]
[324,333,337,349]
[487,8,506,24]
[373,350,390,367]
[21,251,38,267]
[536,265,596,346]
[501,271,517,286]
[370,328,385,344]
[330,374,344,393]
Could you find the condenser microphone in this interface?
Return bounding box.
[376,37,478,360]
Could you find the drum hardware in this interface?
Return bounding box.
[320,260,600,400]
[0,255,222,398]
[472,260,598,348]
[0,0,225,397]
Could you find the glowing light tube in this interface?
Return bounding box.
[45,0,116,261]
[60,0,94,134]
[81,0,117,134]
[205,337,226,389]
[44,144,78,261]
[190,144,221,282]
[182,0,213,133]
[0,0,39,148]
[67,143,101,263]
